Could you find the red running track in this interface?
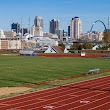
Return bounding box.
[0,75,110,110]
[40,53,104,58]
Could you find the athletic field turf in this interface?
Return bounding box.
[0,56,110,87]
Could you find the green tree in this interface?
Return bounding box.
[70,43,84,50]
[103,32,110,43]
[70,43,80,50]
[82,42,93,49]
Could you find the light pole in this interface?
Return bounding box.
[21,17,23,50]
[21,17,23,41]
[108,17,110,32]
[28,17,30,36]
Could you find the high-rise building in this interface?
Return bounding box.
[34,16,43,28]
[55,29,63,40]
[68,26,70,37]
[63,30,67,37]
[11,23,20,33]
[50,19,59,34]
[31,25,43,36]
[70,17,82,39]
[31,16,43,36]
[20,28,28,35]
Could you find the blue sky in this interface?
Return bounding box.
[0,0,110,32]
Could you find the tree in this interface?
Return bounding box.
[103,32,110,43]
[70,43,80,50]
[82,42,93,49]
[70,43,84,50]
[58,42,65,49]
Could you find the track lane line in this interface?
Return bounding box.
[0,75,109,109]
[68,95,110,110]
[7,78,109,109]
[0,75,109,103]
[0,75,108,107]
[88,102,110,110]
[23,88,109,109]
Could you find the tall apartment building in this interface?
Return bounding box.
[11,23,20,34]
[31,16,43,36]
[70,17,82,39]
[50,19,59,34]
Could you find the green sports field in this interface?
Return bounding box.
[0,56,110,87]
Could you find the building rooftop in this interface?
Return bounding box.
[72,17,79,20]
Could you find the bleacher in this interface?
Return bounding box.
[87,68,100,74]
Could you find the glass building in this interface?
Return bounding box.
[50,19,59,34]
[11,23,20,33]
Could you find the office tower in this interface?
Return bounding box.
[11,23,20,33]
[68,26,70,36]
[70,17,82,39]
[34,16,43,28]
[55,29,63,40]
[63,30,67,37]
[20,28,28,35]
[31,16,43,36]
[50,19,59,34]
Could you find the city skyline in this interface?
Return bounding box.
[0,0,110,33]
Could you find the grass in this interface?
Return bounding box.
[0,56,110,87]
[0,72,110,99]
[31,72,110,91]
[49,72,110,87]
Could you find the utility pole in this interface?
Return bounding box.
[29,17,30,35]
[21,17,23,50]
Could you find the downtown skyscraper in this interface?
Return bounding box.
[70,17,82,39]
[34,16,43,28]
[49,19,59,34]
[31,16,43,36]
[11,23,20,33]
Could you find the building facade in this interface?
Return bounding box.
[31,16,43,36]
[0,29,6,39]
[68,26,70,37]
[20,28,28,35]
[0,40,21,49]
[50,19,59,34]
[55,29,63,41]
[4,30,16,38]
[70,17,82,40]
[11,23,20,33]
[34,16,43,28]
